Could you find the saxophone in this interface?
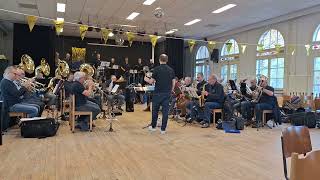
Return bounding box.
[199,83,207,107]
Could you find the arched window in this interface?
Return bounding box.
[220,39,239,83]
[313,24,320,95]
[256,29,285,89]
[195,46,210,80]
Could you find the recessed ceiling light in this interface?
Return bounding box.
[57,17,64,22]
[109,32,114,37]
[212,4,236,14]
[184,19,201,26]
[126,12,140,20]
[57,3,65,12]
[143,0,156,5]
[165,29,178,34]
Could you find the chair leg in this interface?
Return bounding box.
[89,114,93,132]
[212,112,215,128]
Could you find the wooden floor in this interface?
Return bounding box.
[1,105,320,180]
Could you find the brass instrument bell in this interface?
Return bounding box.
[55,60,70,78]
[19,54,35,74]
[35,58,50,76]
[80,63,95,77]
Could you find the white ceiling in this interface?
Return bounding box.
[0,0,320,40]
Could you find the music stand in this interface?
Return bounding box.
[228,80,237,91]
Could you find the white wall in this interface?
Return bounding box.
[211,12,320,95]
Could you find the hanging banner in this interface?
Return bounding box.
[149,35,158,48]
[26,15,38,32]
[54,20,64,35]
[305,44,311,56]
[275,44,282,53]
[79,24,88,40]
[207,41,216,53]
[101,28,111,44]
[241,45,247,54]
[226,42,233,53]
[126,32,135,47]
[257,44,264,52]
[188,40,196,53]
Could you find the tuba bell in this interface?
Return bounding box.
[19,54,35,74]
[80,63,95,77]
[55,60,70,78]
[35,58,50,76]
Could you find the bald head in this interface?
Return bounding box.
[208,74,218,85]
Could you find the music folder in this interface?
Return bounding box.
[111,84,119,93]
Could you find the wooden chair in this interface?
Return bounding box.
[69,95,92,133]
[290,150,320,180]
[212,109,223,127]
[277,96,284,108]
[262,110,273,126]
[281,126,312,180]
[314,98,320,110]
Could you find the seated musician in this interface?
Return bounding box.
[64,72,74,98]
[254,76,275,126]
[0,66,40,117]
[72,72,101,131]
[186,72,207,122]
[121,57,131,81]
[176,77,192,117]
[105,75,125,110]
[15,68,45,114]
[93,53,101,69]
[201,74,225,128]
[135,58,144,84]
[234,79,257,123]
[85,76,102,109]
[148,59,155,71]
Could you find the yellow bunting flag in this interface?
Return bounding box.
[79,25,88,40]
[288,45,296,56]
[126,32,135,47]
[54,20,64,35]
[149,35,158,48]
[207,41,216,53]
[275,44,282,53]
[305,44,311,56]
[257,44,264,52]
[188,40,196,53]
[26,15,38,32]
[226,42,233,53]
[101,28,111,44]
[241,45,247,54]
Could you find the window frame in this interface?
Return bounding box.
[220,39,240,83]
[194,46,210,80]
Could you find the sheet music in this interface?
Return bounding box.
[185,87,199,98]
[112,65,119,69]
[111,84,119,93]
[100,61,109,67]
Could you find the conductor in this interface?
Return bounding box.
[144,54,175,135]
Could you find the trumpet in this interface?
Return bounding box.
[20,77,45,89]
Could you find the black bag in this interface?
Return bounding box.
[290,112,306,126]
[125,87,134,112]
[222,120,236,130]
[216,120,223,130]
[20,118,59,138]
[305,112,316,128]
[235,117,245,130]
[290,112,316,128]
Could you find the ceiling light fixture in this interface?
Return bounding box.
[143,0,156,5]
[109,32,114,37]
[184,19,201,26]
[126,12,140,20]
[165,29,178,34]
[212,4,236,14]
[56,17,64,22]
[57,3,66,12]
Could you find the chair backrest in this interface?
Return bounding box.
[290,150,320,180]
[69,94,75,118]
[314,98,320,110]
[282,126,312,158]
[277,96,284,108]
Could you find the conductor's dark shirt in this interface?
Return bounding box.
[152,64,175,94]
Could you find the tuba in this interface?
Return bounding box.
[19,54,35,74]
[35,58,50,76]
[55,60,70,78]
[80,63,95,77]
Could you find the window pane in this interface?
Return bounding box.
[314,57,320,71]
[314,71,320,85]
[270,69,277,78]
[313,25,320,42]
[258,29,285,50]
[196,46,209,59]
[270,59,278,68]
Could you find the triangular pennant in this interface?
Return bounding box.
[79,25,88,40]
[241,45,247,54]
[126,32,135,47]
[288,45,296,56]
[257,44,264,52]
[54,20,64,35]
[149,35,158,48]
[226,42,233,53]
[26,15,38,32]
[101,28,111,44]
[207,41,216,53]
[188,40,196,53]
[305,44,311,56]
[275,44,282,53]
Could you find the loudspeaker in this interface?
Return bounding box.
[211,49,219,63]
[0,59,9,81]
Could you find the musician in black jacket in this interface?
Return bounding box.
[105,75,125,110]
[121,57,131,81]
[201,74,224,128]
[186,72,207,122]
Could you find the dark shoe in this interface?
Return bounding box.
[143,106,151,112]
[200,121,206,125]
[92,123,96,128]
[75,124,81,129]
[186,118,193,123]
[79,122,89,131]
[201,123,210,128]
